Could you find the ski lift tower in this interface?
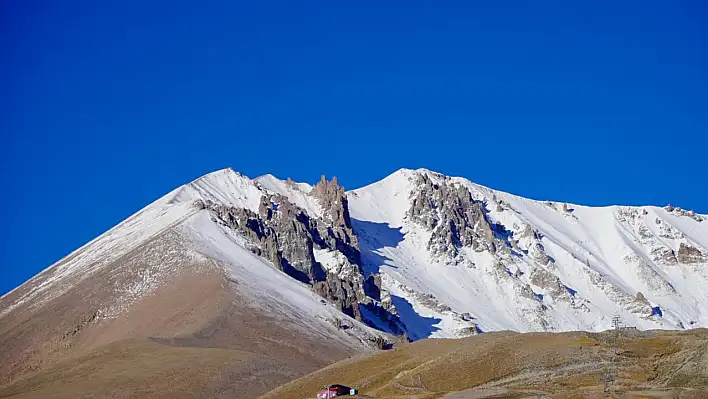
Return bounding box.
[612,314,622,331]
[603,314,622,396]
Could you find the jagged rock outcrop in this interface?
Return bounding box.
[407,174,494,257]
[517,225,552,265]
[313,274,364,319]
[257,194,327,282]
[650,247,678,265]
[310,176,360,264]
[204,189,404,331]
[530,243,551,265]
[666,205,706,222]
[207,196,358,312]
[656,219,685,239]
[638,225,653,239]
[455,323,483,337]
[677,243,708,264]
[363,274,383,301]
[530,268,570,300]
[635,291,650,305]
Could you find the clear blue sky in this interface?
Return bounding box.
[1,1,707,295]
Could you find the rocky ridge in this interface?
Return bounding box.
[348,168,708,335]
[2,166,707,353]
[201,176,404,335]
[407,172,494,259]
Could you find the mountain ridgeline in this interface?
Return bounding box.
[1,167,707,398]
[198,175,405,336]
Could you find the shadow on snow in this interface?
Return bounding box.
[351,218,404,276]
[351,219,442,341]
[390,295,441,340]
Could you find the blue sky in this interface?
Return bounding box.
[1,1,707,295]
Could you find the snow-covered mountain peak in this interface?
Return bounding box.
[347,167,708,336]
[167,167,263,212]
[3,166,707,346]
[256,173,314,192]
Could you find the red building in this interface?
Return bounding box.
[316,384,355,398]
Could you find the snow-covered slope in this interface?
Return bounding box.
[348,168,708,337]
[180,211,388,347]
[0,168,386,348]
[2,167,707,345]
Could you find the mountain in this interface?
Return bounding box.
[1,167,707,397]
[348,168,708,337]
[0,168,392,398]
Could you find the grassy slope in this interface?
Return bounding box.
[0,338,311,399]
[260,329,708,399]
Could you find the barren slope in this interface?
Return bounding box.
[261,329,708,399]
[0,218,380,398]
[0,169,389,398]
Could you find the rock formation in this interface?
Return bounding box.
[677,243,708,264]
[407,174,494,258]
[204,182,403,332]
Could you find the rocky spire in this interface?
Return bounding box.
[310,175,360,264]
[204,190,403,331]
[311,175,352,228]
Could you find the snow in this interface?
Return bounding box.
[180,211,388,346]
[347,169,415,227]
[3,166,707,341]
[1,168,265,317]
[255,174,322,217]
[379,274,478,340]
[312,248,359,279]
[169,168,265,212]
[348,168,708,335]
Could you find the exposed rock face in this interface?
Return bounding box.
[666,205,706,222]
[530,268,569,300]
[623,290,655,316]
[657,221,685,239]
[407,174,494,257]
[583,269,654,316]
[677,243,708,264]
[311,176,351,227]
[635,291,650,305]
[310,176,360,264]
[638,225,653,239]
[207,197,357,314]
[363,274,382,302]
[312,275,363,319]
[650,247,678,265]
[204,184,403,332]
[257,194,328,282]
[518,225,551,265]
[529,243,551,265]
[519,225,537,240]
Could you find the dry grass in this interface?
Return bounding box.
[0,339,255,398]
[260,329,708,399]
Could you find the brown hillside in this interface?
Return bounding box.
[260,329,708,399]
[0,229,372,399]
